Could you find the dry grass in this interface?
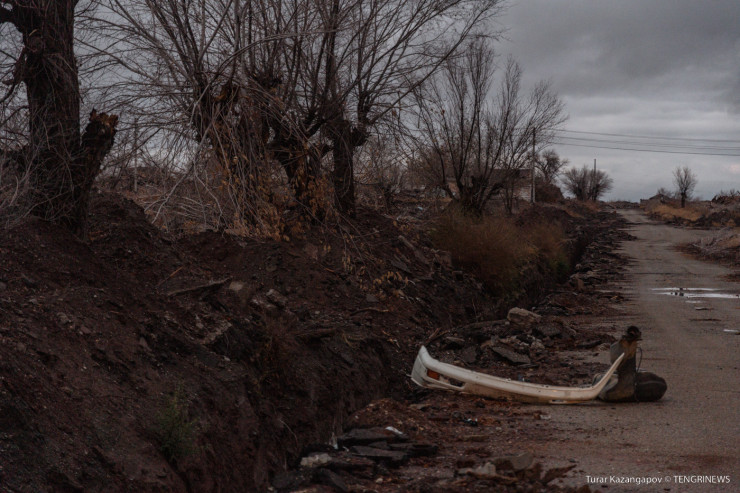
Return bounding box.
[432,210,567,295]
[650,203,705,222]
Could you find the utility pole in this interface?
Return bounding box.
[531,130,536,204]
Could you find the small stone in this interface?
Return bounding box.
[530,339,545,351]
[0,281,7,291]
[250,296,277,312]
[228,281,245,293]
[300,453,332,468]
[57,312,73,326]
[493,451,534,472]
[266,289,287,308]
[458,462,497,479]
[365,294,379,304]
[337,428,408,448]
[507,307,541,328]
[490,346,531,366]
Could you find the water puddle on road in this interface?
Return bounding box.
[651,288,740,300]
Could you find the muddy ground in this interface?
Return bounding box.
[1,194,637,492]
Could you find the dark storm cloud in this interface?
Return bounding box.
[494,0,740,200]
[499,0,740,100]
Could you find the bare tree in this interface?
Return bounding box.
[355,135,405,210]
[536,149,568,185]
[672,165,696,208]
[410,45,565,215]
[89,0,502,229]
[561,165,613,201]
[0,0,117,235]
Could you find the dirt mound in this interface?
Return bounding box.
[0,194,621,491]
[0,193,499,491]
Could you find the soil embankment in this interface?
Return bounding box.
[0,194,626,491]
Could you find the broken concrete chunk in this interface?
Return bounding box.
[349,446,409,466]
[490,346,532,366]
[336,427,408,448]
[507,307,542,328]
[300,453,333,468]
[493,451,533,472]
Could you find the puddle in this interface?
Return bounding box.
[652,287,740,300]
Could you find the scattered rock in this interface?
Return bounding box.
[490,346,532,366]
[0,281,7,291]
[493,451,534,472]
[349,446,409,467]
[301,453,333,468]
[227,281,245,293]
[337,427,408,448]
[533,324,562,338]
[57,312,73,326]
[266,289,287,308]
[507,307,541,328]
[365,294,379,304]
[250,295,277,312]
[458,462,498,479]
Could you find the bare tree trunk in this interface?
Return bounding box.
[5,1,117,236]
[329,122,358,216]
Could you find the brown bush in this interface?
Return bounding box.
[432,210,567,295]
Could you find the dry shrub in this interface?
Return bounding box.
[432,210,567,295]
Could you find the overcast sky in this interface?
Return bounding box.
[494,0,740,201]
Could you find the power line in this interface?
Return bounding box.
[552,140,740,157]
[556,129,740,144]
[556,136,740,152]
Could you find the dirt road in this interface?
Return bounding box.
[536,209,739,492]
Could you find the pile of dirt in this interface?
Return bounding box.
[680,229,740,273]
[0,193,622,491]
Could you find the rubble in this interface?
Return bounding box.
[507,307,541,328]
